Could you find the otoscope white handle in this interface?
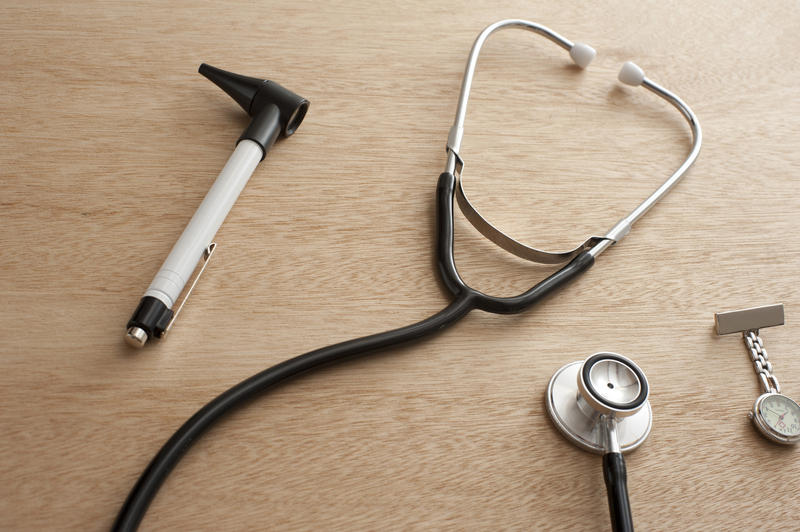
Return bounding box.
[144,139,263,307]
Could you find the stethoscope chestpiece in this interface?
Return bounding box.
[546,352,652,454]
[578,353,649,416]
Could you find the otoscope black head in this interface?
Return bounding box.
[199,63,309,159]
[199,63,309,137]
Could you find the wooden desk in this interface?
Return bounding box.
[2,2,799,530]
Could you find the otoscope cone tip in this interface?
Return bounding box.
[198,63,309,140]
[198,63,265,116]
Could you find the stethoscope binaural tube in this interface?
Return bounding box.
[113,20,698,531]
[446,19,702,265]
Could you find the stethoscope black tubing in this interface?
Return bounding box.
[435,173,596,313]
[603,452,634,532]
[112,172,596,531]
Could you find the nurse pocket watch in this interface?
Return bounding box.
[715,304,800,444]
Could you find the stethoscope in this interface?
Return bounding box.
[113,19,701,531]
[547,353,652,532]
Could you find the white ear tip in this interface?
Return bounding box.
[569,43,596,69]
[618,61,645,86]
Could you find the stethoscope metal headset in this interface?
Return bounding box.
[113,19,702,531]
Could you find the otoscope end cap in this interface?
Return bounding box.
[618,61,645,86]
[125,326,148,348]
[570,43,596,69]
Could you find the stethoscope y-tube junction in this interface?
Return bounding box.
[112,166,602,531]
[435,173,597,313]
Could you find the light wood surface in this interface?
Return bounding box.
[2,1,799,530]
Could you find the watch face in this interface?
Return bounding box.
[759,394,800,438]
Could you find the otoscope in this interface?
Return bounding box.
[125,64,309,347]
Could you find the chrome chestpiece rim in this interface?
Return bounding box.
[579,353,649,415]
[546,353,652,453]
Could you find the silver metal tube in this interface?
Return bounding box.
[445,19,574,175]
[634,78,702,223]
[444,20,701,263]
[592,77,702,255]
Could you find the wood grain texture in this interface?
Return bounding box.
[1,1,799,530]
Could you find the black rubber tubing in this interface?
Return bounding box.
[112,172,596,531]
[603,452,634,532]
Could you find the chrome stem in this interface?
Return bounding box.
[602,414,621,454]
